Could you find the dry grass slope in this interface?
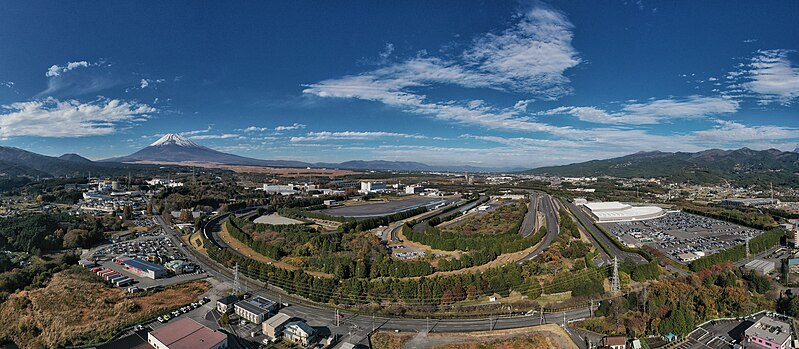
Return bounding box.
[0,267,209,349]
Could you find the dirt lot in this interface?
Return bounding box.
[0,267,209,349]
[371,324,578,349]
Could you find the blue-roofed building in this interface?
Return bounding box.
[123,258,168,279]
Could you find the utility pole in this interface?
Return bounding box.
[563,311,566,327]
[335,309,340,327]
[611,256,620,294]
[540,305,544,324]
[426,317,429,333]
[589,299,593,317]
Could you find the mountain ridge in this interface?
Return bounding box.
[527,147,799,185]
[103,134,519,172]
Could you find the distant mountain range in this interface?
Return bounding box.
[102,134,522,172]
[0,146,145,177]
[2,134,796,180]
[527,147,799,186]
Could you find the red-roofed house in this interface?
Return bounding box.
[148,318,227,349]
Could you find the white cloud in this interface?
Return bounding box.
[379,42,394,61]
[693,119,798,142]
[138,78,165,89]
[461,6,581,97]
[179,127,212,136]
[290,131,429,142]
[0,97,155,137]
[45,61,91,77]
[542,96,739,125]
[239,126,269,132]
[1,81,14,88]
[305,4,581,105]
[739,49,799,104]
[189,134,239,140]
[274,123,306,131]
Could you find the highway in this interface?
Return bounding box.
[517,192,538,237]
[519,194,560,262]
[154,210,600,347]
[563,200,647,264]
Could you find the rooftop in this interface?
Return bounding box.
[745,316,791,345]
[263,312,291,328]
[235,295,276,315]
[148,318,226,349]
[123,258,165,272]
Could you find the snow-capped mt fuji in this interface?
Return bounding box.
[104,133,308,167]
[150,133,204,148]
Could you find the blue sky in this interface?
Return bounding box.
[0,1,798,168]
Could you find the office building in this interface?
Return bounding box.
[744,316,792,349]
[234,296,277,324]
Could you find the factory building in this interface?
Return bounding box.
[262,184,298,195]
[148,318,227,349]
[360,181,386,194]
[744,259,776,275]
[581,201,666,222]
[122,258,168,279]
[405,185,425,194]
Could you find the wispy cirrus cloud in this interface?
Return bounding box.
[0,97,155,137]
[189,133,239,140]
[303,5,581,134]
[541,96,739,125]
[736,49,799,105]
[290,131,429,142]
[693,119,799,143]
[275,123,306,131]
[45,61,93,77]
[39,60,122,97]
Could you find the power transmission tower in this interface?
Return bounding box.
[746,237,751,258]
[233,263,242,296]
[611,256,620,293]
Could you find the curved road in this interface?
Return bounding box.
[563,200,647,264]
[170,212,599,346]
[519,194,560,262]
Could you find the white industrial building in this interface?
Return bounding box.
[405,185,425,194]
[262,184,298,195]
[360,181,386,193]
[581,201,666,222]
[744,259,775,275]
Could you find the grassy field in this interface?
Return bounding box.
[441,200,527,235]
[0,267,209,349]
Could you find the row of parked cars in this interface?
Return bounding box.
[157,297,210,323]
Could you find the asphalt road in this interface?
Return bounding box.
[519,194,560,262]
[563,200,647,264]
[517,193,538,237]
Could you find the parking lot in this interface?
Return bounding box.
[90,232,207,289]
[387,244,427,260]
[600,212,762,264]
